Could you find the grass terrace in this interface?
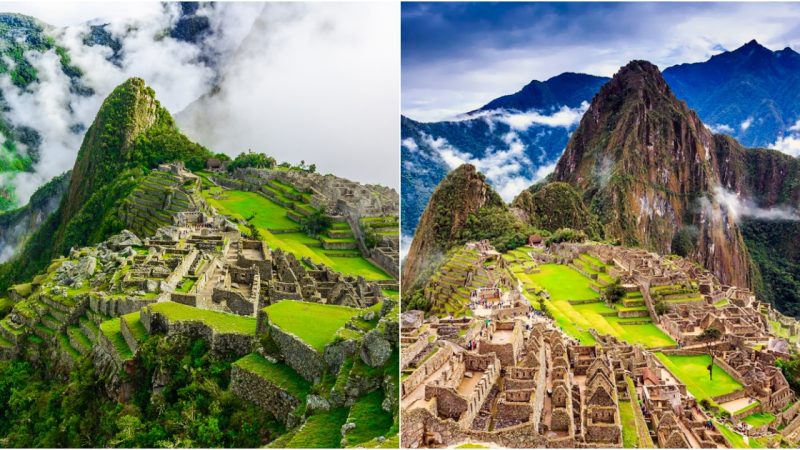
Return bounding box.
[204,188,392,281]
[285,407,350,448]
[343,390,394,445]
[148,301,257,335]
[264,301,362,352]
[99,318,134,360]
[544,299,675,348]
[234,353,311,398]
[655,353,743,401]
[525,264,599,301]
[742,412,775,428]
[618,400,638,448]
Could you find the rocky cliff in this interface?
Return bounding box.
[552,60,752,287]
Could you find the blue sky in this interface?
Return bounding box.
[402,2,800,121]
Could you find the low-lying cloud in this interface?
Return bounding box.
[422,130,556,202]
[770,119,800,157]
[2,3,261,205]
[714,186,799,222]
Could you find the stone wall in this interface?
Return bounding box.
[401,344,452,397]
[230,363,303,426]
[401,407,550,448]
[141,306,254,359]
[268,322,326,383]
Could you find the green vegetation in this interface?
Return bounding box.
[527,264,599,301]
[121,312,148,342]
[0,334,283,447]
[264,301,361,352]
[0,77,213,291]
[99,318,133,360]
[205,188,391,281]
[285,407,349,448]
[149,302,257,335]
[742,412,775,428]
[655,353,743,401]
[226,152,276,172]
[714,421,750,449]
[544,298,675,348]
[343,390,394,445]
[234,353,310,398]
[512,182,603,239]
[618,400,639,448]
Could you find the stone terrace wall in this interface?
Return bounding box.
[230,363,303,427]
[401,407,550,448]
[141,306,255,359]
[402,344,452,397]
[268,322,326,384]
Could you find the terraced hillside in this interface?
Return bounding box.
[119,169,202,237]
[203,183,392,281]
[416,247,515,318]
[511,250,676,348]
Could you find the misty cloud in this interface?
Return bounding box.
[1,3,261,205]
[706,123,734,134]
[769,119,800,157]
[422,131,554,202]
[175,2,400,188]
[714,186,799,222]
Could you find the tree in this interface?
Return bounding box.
[603,280,626,305]
[700,327,722,342]
[654,300,669,316]
[307,164,316,173]
[226,152,276,172]
[301,211,332,238]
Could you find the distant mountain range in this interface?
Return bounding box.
[401,40,800,240]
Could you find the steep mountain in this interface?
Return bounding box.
[402,41,800,241]
[0,77,212,290]
[400,74,609,239]
[551,60,752,287]
[664,40,800,147]
[511,181,602,238]
[402,164,515,292]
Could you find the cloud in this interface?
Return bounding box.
[714,186,799,222]
[421,131,555,202]
[769,120,800,156]
[175,2,400,189]
[447,102,589,130]
[740,117,753,131]
[400,233,413,260]
[401,138,418,152]
[402,2,800,120]
[0,3,260,205]
[706,123,734,134]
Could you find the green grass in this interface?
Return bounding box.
[264,301,361,352]
[343,391,394,446]
[655,353,743,401]
[99,318,133,360]
[206,188,392,281]
[742,412,775,428]
[525,264,599,301]
[121,312,148,342]
[204,189,299,230]
[455,444,489,449]
[175,277,196,293]
[285,407,349,448]
[234,353,311,398]
[714,421,751,448]
[619,400,639,448]
[149,301,257,335]
[544,299,674,348]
